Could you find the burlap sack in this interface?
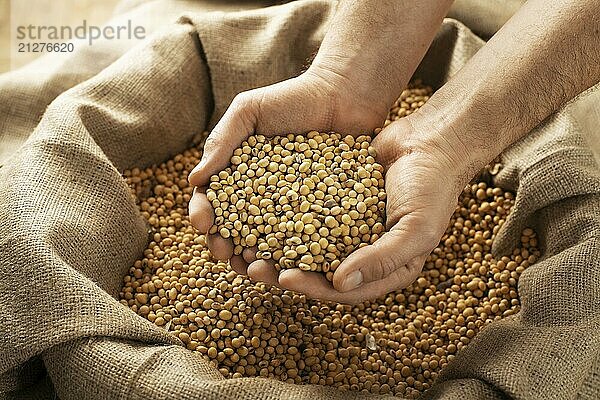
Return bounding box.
[1,1,599,399]
[0,0,276,164]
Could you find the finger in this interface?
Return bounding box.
[188,187,214,233]
[371,117,414,169]
[347,254,426,297]
[188,93,257,187]
[278,269,341,301]
[242,247,258,263]
[230,255,248,275]
[332,215,436,292]
[206,233,234,261]
[278,269,371,304]
[278,258,424,305]
[330,254,426,304]
[247,259,279,286]
[383,159,456,230]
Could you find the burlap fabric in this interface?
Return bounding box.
[1,1,599,399]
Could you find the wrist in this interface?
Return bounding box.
[309,56,401,115]
[304,63,391,131]
[404,107,497,190]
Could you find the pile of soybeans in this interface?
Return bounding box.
[119,83,540,398]
[206,131,387,279]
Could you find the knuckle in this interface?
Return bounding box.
[231,91,253,110]
[386,207,405,228]
[407,256,426,275]
[371,141,392,166]
[364,254,398,283]
[387,265,420,292]
[203,134,222,151]
[228,90,260,127]
[367,233,404,280]
[420,226,443,250]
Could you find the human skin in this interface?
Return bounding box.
[189,0,600,304]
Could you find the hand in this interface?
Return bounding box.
[188,65,391,283]
[189,81,470,303]
[279,115,469,303]
[187,0,454,304]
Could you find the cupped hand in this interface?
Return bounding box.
[278,115,469,303]
[188,66,389,282]
[189,75,471,303]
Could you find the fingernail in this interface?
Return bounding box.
[341,270,363,292]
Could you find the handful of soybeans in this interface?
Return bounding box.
[206,131,387,280]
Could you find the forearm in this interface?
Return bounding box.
[309,0,452,117]
[414,0,600,180]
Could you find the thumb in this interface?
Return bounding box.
[188,91,258,187]
[332,214,437,292]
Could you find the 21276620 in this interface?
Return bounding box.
[17,42,74,53]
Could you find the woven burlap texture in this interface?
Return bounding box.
[0,1,599,399]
